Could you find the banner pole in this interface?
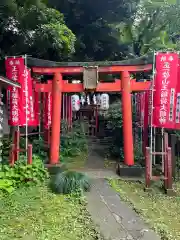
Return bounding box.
[150,51,156,177]
[162,128,164,173]
[38,91,41,147]
[153,127,156,165]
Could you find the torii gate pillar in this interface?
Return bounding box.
[50,73,62,164]
[121,71,134,166]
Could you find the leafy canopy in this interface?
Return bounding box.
[0,0,76,63]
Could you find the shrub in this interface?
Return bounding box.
[50,170,91,195]
[61,121,87,159]
[0,155,49,193]
[1,137,12,164]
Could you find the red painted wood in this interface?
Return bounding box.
[121,71,134,166]
[27,144,33,164]
[32,64,152,74]
[49,73,62,164]
[35,80,151,93]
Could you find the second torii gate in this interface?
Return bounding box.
[29,58,152,166]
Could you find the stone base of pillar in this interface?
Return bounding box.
[45,163,65,175]
[116,163,144,178]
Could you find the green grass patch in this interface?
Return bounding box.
[63,150,88,170]
[0,185,102,240]
[110,179,180,240]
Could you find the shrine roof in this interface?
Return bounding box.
[27,54,153,68]
[0,76,21,88]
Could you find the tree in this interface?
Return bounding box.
[109,0,179,59]
[0,0,76,65]
[48,0,140,61]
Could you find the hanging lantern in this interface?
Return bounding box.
[87,94,90,105]
[80,95,85,106]
[96,94,101,105]
[93,94,97,105]
[71,94,80,111]
[100,93,109,110]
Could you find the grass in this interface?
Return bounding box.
[110,179,180,240]
[65,151,88,170]
[0,185,102,240]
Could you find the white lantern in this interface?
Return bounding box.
[71,94,80,111]
[100,93,109,110]
[96,94,101,105]
[93,94,97,105]
[80,96,85,106]
[87,95,90,105]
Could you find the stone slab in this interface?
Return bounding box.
[86,179,161,240]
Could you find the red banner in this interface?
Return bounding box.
[5,57,39,126]
[5,57,25,125]
[152,52,179,129]
[43,92,52,129]
[136,93,141,124]
[28,76,39,126]
[175,60,180,128]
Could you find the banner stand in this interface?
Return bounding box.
[145,51,179,195]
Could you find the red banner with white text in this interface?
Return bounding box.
[5,57,39,126]
[152,52,179,129]
[174,60,180,129]
[43,92,52,129]
[5,57,26,125]
[27,76,39,126]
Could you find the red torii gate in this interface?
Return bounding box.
[31,60,152,166]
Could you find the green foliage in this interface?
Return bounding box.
[48,0,138,61]
[1,137,12,163]
[0,155,49,193]
[100,101,124,158]
[0,0,76,67]
[61,121,87,160]
[0,185,102,240]
[31,136,48,160]
[30,8,76,60]
[0,0,179,66]
[102,101,123,130]
[110,0,179,58]
[102,100,144,164]
[50,170,91,195]
[48,0,179,61]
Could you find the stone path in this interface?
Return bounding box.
[86,179,160,240]
[84,139,161,240]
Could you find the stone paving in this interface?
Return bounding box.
[86,179,160,240]
[84,139,161,240]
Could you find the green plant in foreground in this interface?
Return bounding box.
[0,185,102,240]
[50,170,91,195]
[0,155,49,193]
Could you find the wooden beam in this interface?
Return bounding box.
[32,64,152,75]
[35,80,151,93]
